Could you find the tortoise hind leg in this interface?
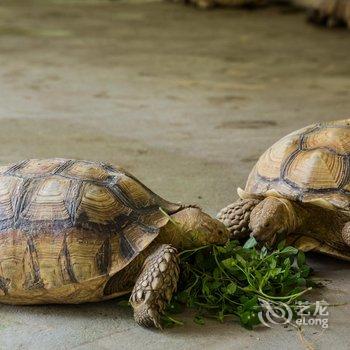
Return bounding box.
[130,244,179,329]
[217,199,260,239]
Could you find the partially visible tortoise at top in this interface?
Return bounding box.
[0,158,228,328]
[218,119,350,260]
[183,0,350,28]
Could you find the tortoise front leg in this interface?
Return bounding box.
[130,244,179,329]
[217,199,260,239]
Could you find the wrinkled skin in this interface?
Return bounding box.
[161,206,230,249]
[249,197,292,242]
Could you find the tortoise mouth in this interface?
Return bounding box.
[250,228,277,246]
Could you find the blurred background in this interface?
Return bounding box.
[0,1,349,349]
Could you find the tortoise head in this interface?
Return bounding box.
[168,207,229,249]
[249,197,296,243]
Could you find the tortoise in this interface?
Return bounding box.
[0,158,228,328]
[184,0,350,28]
[217,119,350,260]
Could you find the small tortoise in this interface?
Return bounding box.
[218,119,350,260]
[0,159,228,328]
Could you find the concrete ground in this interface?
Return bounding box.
[0,0,350,349]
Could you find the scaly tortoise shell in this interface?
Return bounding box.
[0,158,181,304]
[242,119,350,210]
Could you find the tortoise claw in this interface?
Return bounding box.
[130,244,179,329]
[132,303,163,329]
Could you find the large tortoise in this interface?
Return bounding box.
[218,119,350,260]
[0,158,228,328]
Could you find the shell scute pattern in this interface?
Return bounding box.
[60,160,113,182]
[117,174,156,209]
[76,182,131,226]
[0,176,23,226]
[303,127,350,155]
[9,158,68,177]
[0,159,176,231]
[0,159,179,299]
[20,177,72,223]
[284,149,346,190]
[245,119,350,208]
[256,133,300,181]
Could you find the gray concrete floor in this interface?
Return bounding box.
[0,0,350,349]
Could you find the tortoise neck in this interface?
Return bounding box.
[272,197,303,233]
[159,207,228,250]
[296,202,348,248]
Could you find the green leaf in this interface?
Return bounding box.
[277,239,286,250]
[161,238,316,330]
[194,315,205,325]
[217,310,225,323]
[281,246,299,255]
[243,296,258,310]
[260,246,268,258]
[270,267,282,277]
[222,257,235,270]
[226,282,237,295]
[236,254,246,266]
[269,258,277,269]
[240,311,251,324]
[283,257,291,266]
[297,251,306,267]
[202,278,211,296]
[243,236,257,249]
[297,277,306,286]
[240,309,257,329]
[300,265,311,278]
[216,245,227,254]
[213,267,221,280]
[211,280,221,290]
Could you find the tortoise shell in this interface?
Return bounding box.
[243,119,350,209]
[0,159,181,304]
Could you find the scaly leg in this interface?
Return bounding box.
[217,198,260,239]
[130,244,179,329]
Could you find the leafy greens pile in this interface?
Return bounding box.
[163,237,315,329]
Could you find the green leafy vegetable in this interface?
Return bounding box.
[164,240,314,329]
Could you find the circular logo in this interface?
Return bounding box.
[258,298,293,327]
